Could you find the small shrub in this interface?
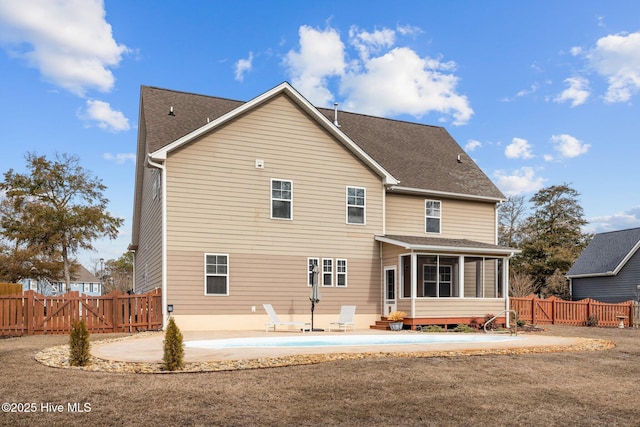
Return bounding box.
[469,317,482,330]
[69,319,91,367]
[421,325,444,332]
[586,315,599,327]
[517,319,526,327]
[452,323,475,333]
[163,317,184,371]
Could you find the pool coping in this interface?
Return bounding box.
[35,329,615,374]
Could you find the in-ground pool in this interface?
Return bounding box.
[185,333,524,349]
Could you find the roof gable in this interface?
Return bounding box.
[146,82,397,185]
[567,227,640,277]
[138,82,503,200]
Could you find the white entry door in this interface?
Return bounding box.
[384,266,397,315]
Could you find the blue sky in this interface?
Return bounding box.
[1,0,640,269]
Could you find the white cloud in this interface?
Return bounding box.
[543,154,554,162]
[349,26,395,60]
[103,152,136,164]
[494,167,545,196]
[283,25,346,106]
[587,206,640,233]
[505,137,534,159]
[516,83,540,97]
[586,31,640,103]
[234,51,253,82]
[341,47,473,124]
[82,99,130,132]
[284,24,473,125]
[0,0,130,96]
[554,76,590,107]
[465,139,482,152]
[550,133,590,158]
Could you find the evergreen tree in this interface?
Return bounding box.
[519,184,591,294]
[163,317,184,371]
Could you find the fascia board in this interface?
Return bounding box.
[375,236,520,256]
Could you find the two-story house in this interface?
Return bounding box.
[130,82,516,330]
[20,264,102,296]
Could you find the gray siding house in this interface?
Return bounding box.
[567,227,640,303]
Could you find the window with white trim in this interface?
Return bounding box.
[336,259,347,287]
[271,179,292,219]
[346,187,365,224]
[308,258,319,287]
[425,200,441,233]
[205,254,229,296]
[83,283,90,293]
[423,264,452,297]
[322,258,333,286]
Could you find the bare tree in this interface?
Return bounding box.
[509,272,536,297]
[498,195,527,247]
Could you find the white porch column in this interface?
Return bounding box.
[504,256,511,327]
[411,253,417,318]
[458,255,465,298]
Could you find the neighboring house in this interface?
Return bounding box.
[567,227,640,303]
[129,82,517,330]
[20,265,102,296]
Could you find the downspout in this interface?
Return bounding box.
[146,154,168,329]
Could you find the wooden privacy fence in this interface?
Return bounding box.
[0,289,162,337]
[510,295,637,327]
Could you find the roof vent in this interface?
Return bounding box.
[333,102,340,127]
[457,154,462,163]
[168,106,175,116]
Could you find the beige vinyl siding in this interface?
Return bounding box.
[463,258,498,298]
[413,298,505,318]
[385,193,497,244]
[167,251,380,315]
[164,94,384,315]
[135,165,163,293]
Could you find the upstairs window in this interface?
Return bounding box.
[425,200,441,233]
[347,187,365,224]
[271,179,292,220]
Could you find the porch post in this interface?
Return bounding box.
[504,257,510,327]
[458,255,464,298]
[411,253,417,318]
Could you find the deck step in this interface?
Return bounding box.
[369,318,395,330]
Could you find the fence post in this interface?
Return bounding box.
[111,290,121,333]
[25,290,33,335]
[532,295,537,325]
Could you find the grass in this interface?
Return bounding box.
[1,325,639,426]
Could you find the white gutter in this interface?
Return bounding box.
[146,154,168,329]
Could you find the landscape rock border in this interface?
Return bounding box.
[34,333,615,374]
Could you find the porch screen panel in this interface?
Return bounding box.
[401,255,411,298]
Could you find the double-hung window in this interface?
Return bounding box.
[205,254,229,296]
[322,259,333,286]
[336,259,347,287]
[346,187,365,224]
[425,200,441,233]
[308,258,319,287]
[271,179,292,219]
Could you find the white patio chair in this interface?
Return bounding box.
[328,305,356,332]
[263,304,310,332]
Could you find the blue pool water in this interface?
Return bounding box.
[185,333,523,349]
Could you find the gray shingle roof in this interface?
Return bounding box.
[139,84,504,200]
[377,235,516,254]
[567,227,640,277]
